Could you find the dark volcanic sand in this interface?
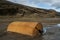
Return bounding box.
[0,23,60,40]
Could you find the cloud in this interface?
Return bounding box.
[52,2,60,9]
[7,0,60,9]
[7,0,28,4]
[36,0,52,3]
[38,0,60,9]
[7,0,52,4]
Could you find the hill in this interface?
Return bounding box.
[0,0,60,18]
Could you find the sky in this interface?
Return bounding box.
[7,0,60,12]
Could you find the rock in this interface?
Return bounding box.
[7,22,43,37]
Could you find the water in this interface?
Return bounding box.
[43,24,60,34]
[57,24,60,27]
[42,24,60,40]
